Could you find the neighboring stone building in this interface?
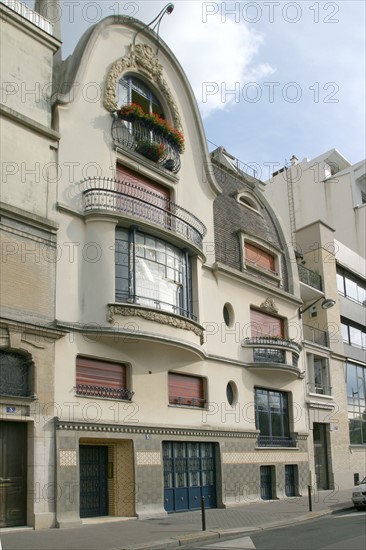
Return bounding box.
[265,150,366,490]
[0,0,362,531]
[0,0,62,529]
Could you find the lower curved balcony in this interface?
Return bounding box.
[81,177,206,251]
[242,337,303,377]
[107,302,204,349]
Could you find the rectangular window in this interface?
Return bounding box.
[346,362,366,445]
[255,388,293,447]
[337,267,366,305]
[250,309,285,338]
[307,354,331,395]
[341,318,366,349]
[245,242,276,272]
[168,373,205,408]
[75,356,132,400]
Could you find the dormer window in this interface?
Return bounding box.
[244,242,276,273]
[237,193,261,213]
[117,75,164,116]
[113,74,183,173]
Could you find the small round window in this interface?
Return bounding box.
[226,382,236,406]
[223,303,234,327]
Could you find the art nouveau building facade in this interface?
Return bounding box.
[1,0,361,530]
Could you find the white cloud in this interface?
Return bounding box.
[160,2,275,118]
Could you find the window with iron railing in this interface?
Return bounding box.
[307,354,331,396]
[168,373,205,408]
[75,356,133,401]
[255,388,294,447]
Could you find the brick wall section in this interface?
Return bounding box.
[212,163,289,291]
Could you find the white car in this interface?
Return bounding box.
[352,477,366,510]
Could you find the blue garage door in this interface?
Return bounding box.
[163,442,216,512]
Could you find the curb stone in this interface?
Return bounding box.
[127,505,353,550]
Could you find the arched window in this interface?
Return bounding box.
[117,75,164,116]
[0,351,34,397]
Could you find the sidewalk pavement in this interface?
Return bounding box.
[0,489,356,550]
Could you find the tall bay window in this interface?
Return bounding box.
[115,227,193,318]
[255,388,294,447]
[346,362,366,445]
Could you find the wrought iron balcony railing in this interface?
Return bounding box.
[115,292,197,321]
[307,382,332,396]
[1,0,53,34]
[298,264,322,291]
[303,324,329,347]
[75,384,134,401]
[253,348,286,364]
[169,396,206,407]
[243,336,302,354]
[81,177,206,250]
[257,435,297,448]
[111,115,181,173]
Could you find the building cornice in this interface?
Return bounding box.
[0,201,59,233]
[55,418,259,439]
[0,103,60,141]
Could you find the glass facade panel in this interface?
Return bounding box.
[346,362,366,445]
[337,267,366,305]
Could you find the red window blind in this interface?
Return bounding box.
[245,242,275,272]
[116,164,170,209]
[168,373,204,407]
[76,356,126,389]
[250,309,284,338]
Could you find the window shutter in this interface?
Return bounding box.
[168,373,204,406]
[116,165,170,210]
[250,309,284,338]
[76,357,126,389]
[245,242,275,272]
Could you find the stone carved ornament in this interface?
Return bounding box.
[107,304,203,344]
[260,297,279,314]
[103,43,183,138]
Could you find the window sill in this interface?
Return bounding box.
[0,394,36,401]
[308,392,333,400]
[168,403,205,410]
[255,446,299,451]
[244,262,281,282]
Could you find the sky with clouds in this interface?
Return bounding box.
[25,0,365,180]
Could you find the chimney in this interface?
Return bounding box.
[290,155,298,166]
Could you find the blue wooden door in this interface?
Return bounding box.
[163,442,216,512]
